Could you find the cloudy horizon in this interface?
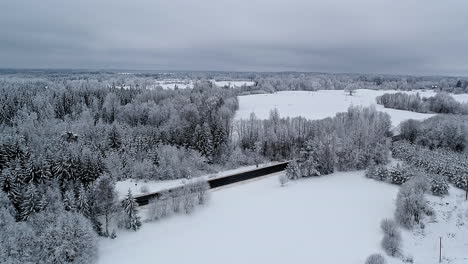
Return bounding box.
[1,0,468,76]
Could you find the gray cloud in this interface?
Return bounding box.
[1,0,468,76]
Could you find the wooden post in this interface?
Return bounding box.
[439,236,442,263]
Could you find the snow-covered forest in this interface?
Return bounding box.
[1,70,468,263]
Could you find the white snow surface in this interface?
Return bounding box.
[99,170,399,264]
[235,89,468,127]
[115,162,280,199]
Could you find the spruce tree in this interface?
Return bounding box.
[63,189,76,211]
[93,174,119,236]
[19,184,43,221]
[121,189,142,231]
[76,185,89,216]
[108,124,122,149]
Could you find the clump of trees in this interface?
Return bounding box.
[147,179,210,221]
[392,141,468,190]
[366,163,449,196]
[376,92,468,114]
[241,106,391,179]
[399,115,468,153]
[394,178,433,229]
[0,186,98,264]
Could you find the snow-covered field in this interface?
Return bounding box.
[115,162,281,199]
[100,171,399,264]
[151,79,194,90]
[235,89,468,126]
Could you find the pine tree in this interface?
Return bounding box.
[121,189,142,231]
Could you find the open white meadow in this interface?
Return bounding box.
[99,171,399,264]
[235,89,468,126]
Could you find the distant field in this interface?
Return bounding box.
[235,89,468,126]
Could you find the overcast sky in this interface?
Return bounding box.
[1,0,467,76]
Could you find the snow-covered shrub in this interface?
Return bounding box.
[366,165,389,181]
[395,180,432,229]
[380,219,400,239]
[170,189,184,213]
[279,173,288,186]
[429,174,449,196]
[148,197,172,220]
[388,164,412,185]
[365,253,386,264]
[182,192,197,214]
[410,175,430,195]
[139,185,149,193]
[381,234,401,257]
[186,179,210,205]
[401,255,414,263]
[285,160,302,179]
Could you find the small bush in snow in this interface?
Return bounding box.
[148,197,173,221]
[381,234,401,257]
[139,185,149,193]
[279,174,288,186]
[285,160,301,179]
[365,253,386,264]
[402,255,414,263]
[366,165,389,181]
[186,179,210,205]
[171,190,183,213]
[380,219,400,239]
[182,193,197,214]
[429,174,449,196]
[410,175,430,195]
[388,164,413,185]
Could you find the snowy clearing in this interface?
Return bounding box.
[235,89,468,126]
[115,162,280,199]
[100,170,398,264]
